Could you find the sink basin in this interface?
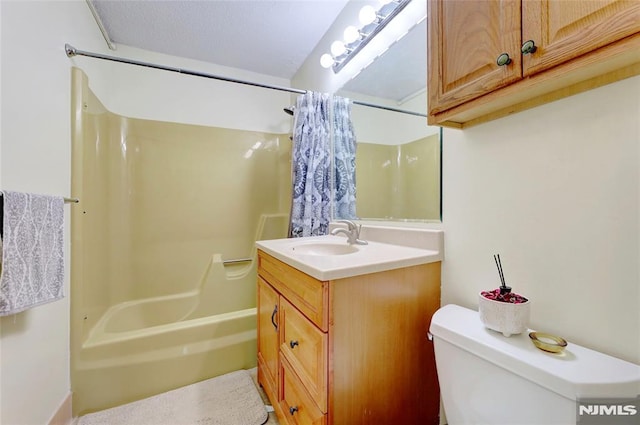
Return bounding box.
[291,242,359,256]
[256,229,444,280]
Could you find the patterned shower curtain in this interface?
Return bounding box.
[332,96,357,220]
[289,92,357,237]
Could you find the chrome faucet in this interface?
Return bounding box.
[330,220,368,245]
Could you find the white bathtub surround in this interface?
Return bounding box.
[256,226,443,280]
[77,369,268,425]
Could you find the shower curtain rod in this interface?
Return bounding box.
[64,44,427,118]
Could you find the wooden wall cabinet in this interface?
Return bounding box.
[257,250,441,425]
[428,0,640,128]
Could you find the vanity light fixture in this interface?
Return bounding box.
[320,0,412,73]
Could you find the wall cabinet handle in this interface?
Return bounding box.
[271,305,278,331]
[289,340,299,349]
[521,40,537,55]
[289,406,299,415]
[496,53,512,66]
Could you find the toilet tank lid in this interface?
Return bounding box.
[429,304,640,400]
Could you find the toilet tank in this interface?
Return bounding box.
[429,304,640,425]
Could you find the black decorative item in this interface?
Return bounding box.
[494,254,511,295]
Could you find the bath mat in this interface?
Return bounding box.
[77,369,269,425]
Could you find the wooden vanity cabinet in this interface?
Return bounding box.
[428,0,640,128]
[256,250,441,425]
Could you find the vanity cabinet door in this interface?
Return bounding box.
[522,0,640,76]
[428,0,522,114]
[257,277,280,402]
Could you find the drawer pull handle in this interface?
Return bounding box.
[289,406,299,415]
[271,305,278,331]
[496,53,511,66]
[289,340,299,349]
[521,40,537,55]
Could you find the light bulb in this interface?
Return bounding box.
[343,26,361,44]
[331,40,347,57]
[359,5,377,25]
[320,53,335,68]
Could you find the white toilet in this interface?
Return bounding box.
[430,304,640,425]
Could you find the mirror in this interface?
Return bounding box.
[335,19,442,222]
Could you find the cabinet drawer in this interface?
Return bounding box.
[258,251,329,331]
[279,356,327,425]
[280,297,328,412]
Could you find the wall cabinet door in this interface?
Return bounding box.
[427,0,640,127]
[428,0,521,115]
[522,0,640,76]
[258,277,280,400]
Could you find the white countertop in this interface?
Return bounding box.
[256,229,443,280]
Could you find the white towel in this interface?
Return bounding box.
[0,190,65,316]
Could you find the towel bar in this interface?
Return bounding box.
[0,193,79,204]
[222,258,253,265]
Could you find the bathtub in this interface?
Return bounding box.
[70,69,292,415]
[72,213,289,415]
[73,258,259,415]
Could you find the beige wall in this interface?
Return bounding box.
[398,135,440,220]
[356,133,440,220]
[1,2,105,424]
[441,75,640,364]
[356,143,394,219]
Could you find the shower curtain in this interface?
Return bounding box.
[289,92,356,237]
[332,96,357,220]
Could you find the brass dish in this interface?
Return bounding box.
[529,332,567,354]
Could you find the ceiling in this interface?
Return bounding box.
[88,0,426,103]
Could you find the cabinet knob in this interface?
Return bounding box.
[496,53,512,66]
[289,340,299,349]
[289,406,299,415]
[521,40,537,55]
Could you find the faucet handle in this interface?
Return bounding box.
[334,219,357,231]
